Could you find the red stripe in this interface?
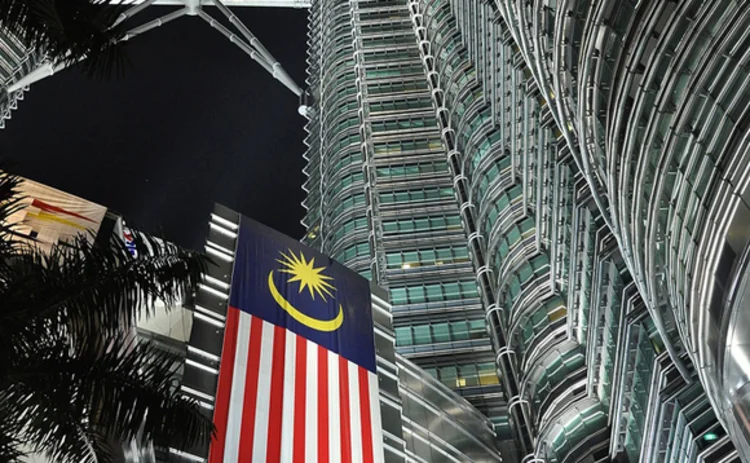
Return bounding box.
[31,199,95,222]
[339,357,352,463]
[358,368,375,463]
[208,307,240,463]
[318,346,329,463]
[292,337,307,462]
[237,316,264,461]
[266,326,286,462]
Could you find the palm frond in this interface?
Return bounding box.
[83,337,215,451]
[0,171,26,253]
[0,0,130,79]
[0,173,214,461]
[5,333,214,462]
[0,416,25,462]
[1,332,101,462]
[0,230,208,351]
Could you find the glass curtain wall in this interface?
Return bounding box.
[302,0,747,461]
[301,0,502,432]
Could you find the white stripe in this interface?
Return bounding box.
[370,371,385,463]
[211,212,239,230]
[168,448,205,462]
[252,321,275,460]
[205,245,234,263]
[223,312,251,463]
[279,331,297,462]
[180,385,214,402]
[328,350,341,463]
[198,283,228,299]
[203,274,230,290]
[185,358,219,374]
[187,345,221,363]
[349,362,363,463]
[193,311,225,328]
[305,341,319,460]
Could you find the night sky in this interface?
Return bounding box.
[0,5,308,249]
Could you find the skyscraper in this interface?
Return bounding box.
[0,29,42,128]
[302,0,750,462]
[301,0,508,442]
[6,0,750,460]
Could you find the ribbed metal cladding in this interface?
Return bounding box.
[302,0,750,461]
[0,29,43,129]
[495,0,750,459]
[406,0,533,456]
[405,1,611,460]
[398,0,744,462]
[301,0,504,443]
[349,0,388,285]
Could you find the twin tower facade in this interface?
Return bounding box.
[300,0,750,462]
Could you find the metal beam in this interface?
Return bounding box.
[7,0,304,97]
[112,0,159,28]
[8,8,190,92]
[196,9,301,95]
[120,7,188,41]
[210,0,300,95]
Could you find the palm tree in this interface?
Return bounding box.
[0,172,215,462]
[0,0,129,79]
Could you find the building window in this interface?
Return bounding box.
[389,281,479,306]
[385,245,470,269]
[383,214,461,234]
[335,242,370,263]
[376,160,448,179]
[379,186,454,205]
[394,318,487,347]
[432,362,500,389]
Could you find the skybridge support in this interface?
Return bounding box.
[7,0,305,96]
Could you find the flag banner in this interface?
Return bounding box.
[209,217,383,463]
[7,178,107,252]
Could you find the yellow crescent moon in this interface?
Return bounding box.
[267,271,344,332]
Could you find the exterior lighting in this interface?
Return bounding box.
[703,432,719,442]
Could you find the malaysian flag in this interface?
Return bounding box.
[208,218,384,463]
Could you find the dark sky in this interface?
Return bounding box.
[0,5,308,249]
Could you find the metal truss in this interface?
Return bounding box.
[7,0,305,96]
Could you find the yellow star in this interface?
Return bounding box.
[277,250,336,301]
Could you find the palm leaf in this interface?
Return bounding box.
[4,332,213,462]
[0,0,129,79]
[0,417,24,462]
[0,171,26,254]
[0,172,214,461]
[1,330,99,462]
[0,230,208,354]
